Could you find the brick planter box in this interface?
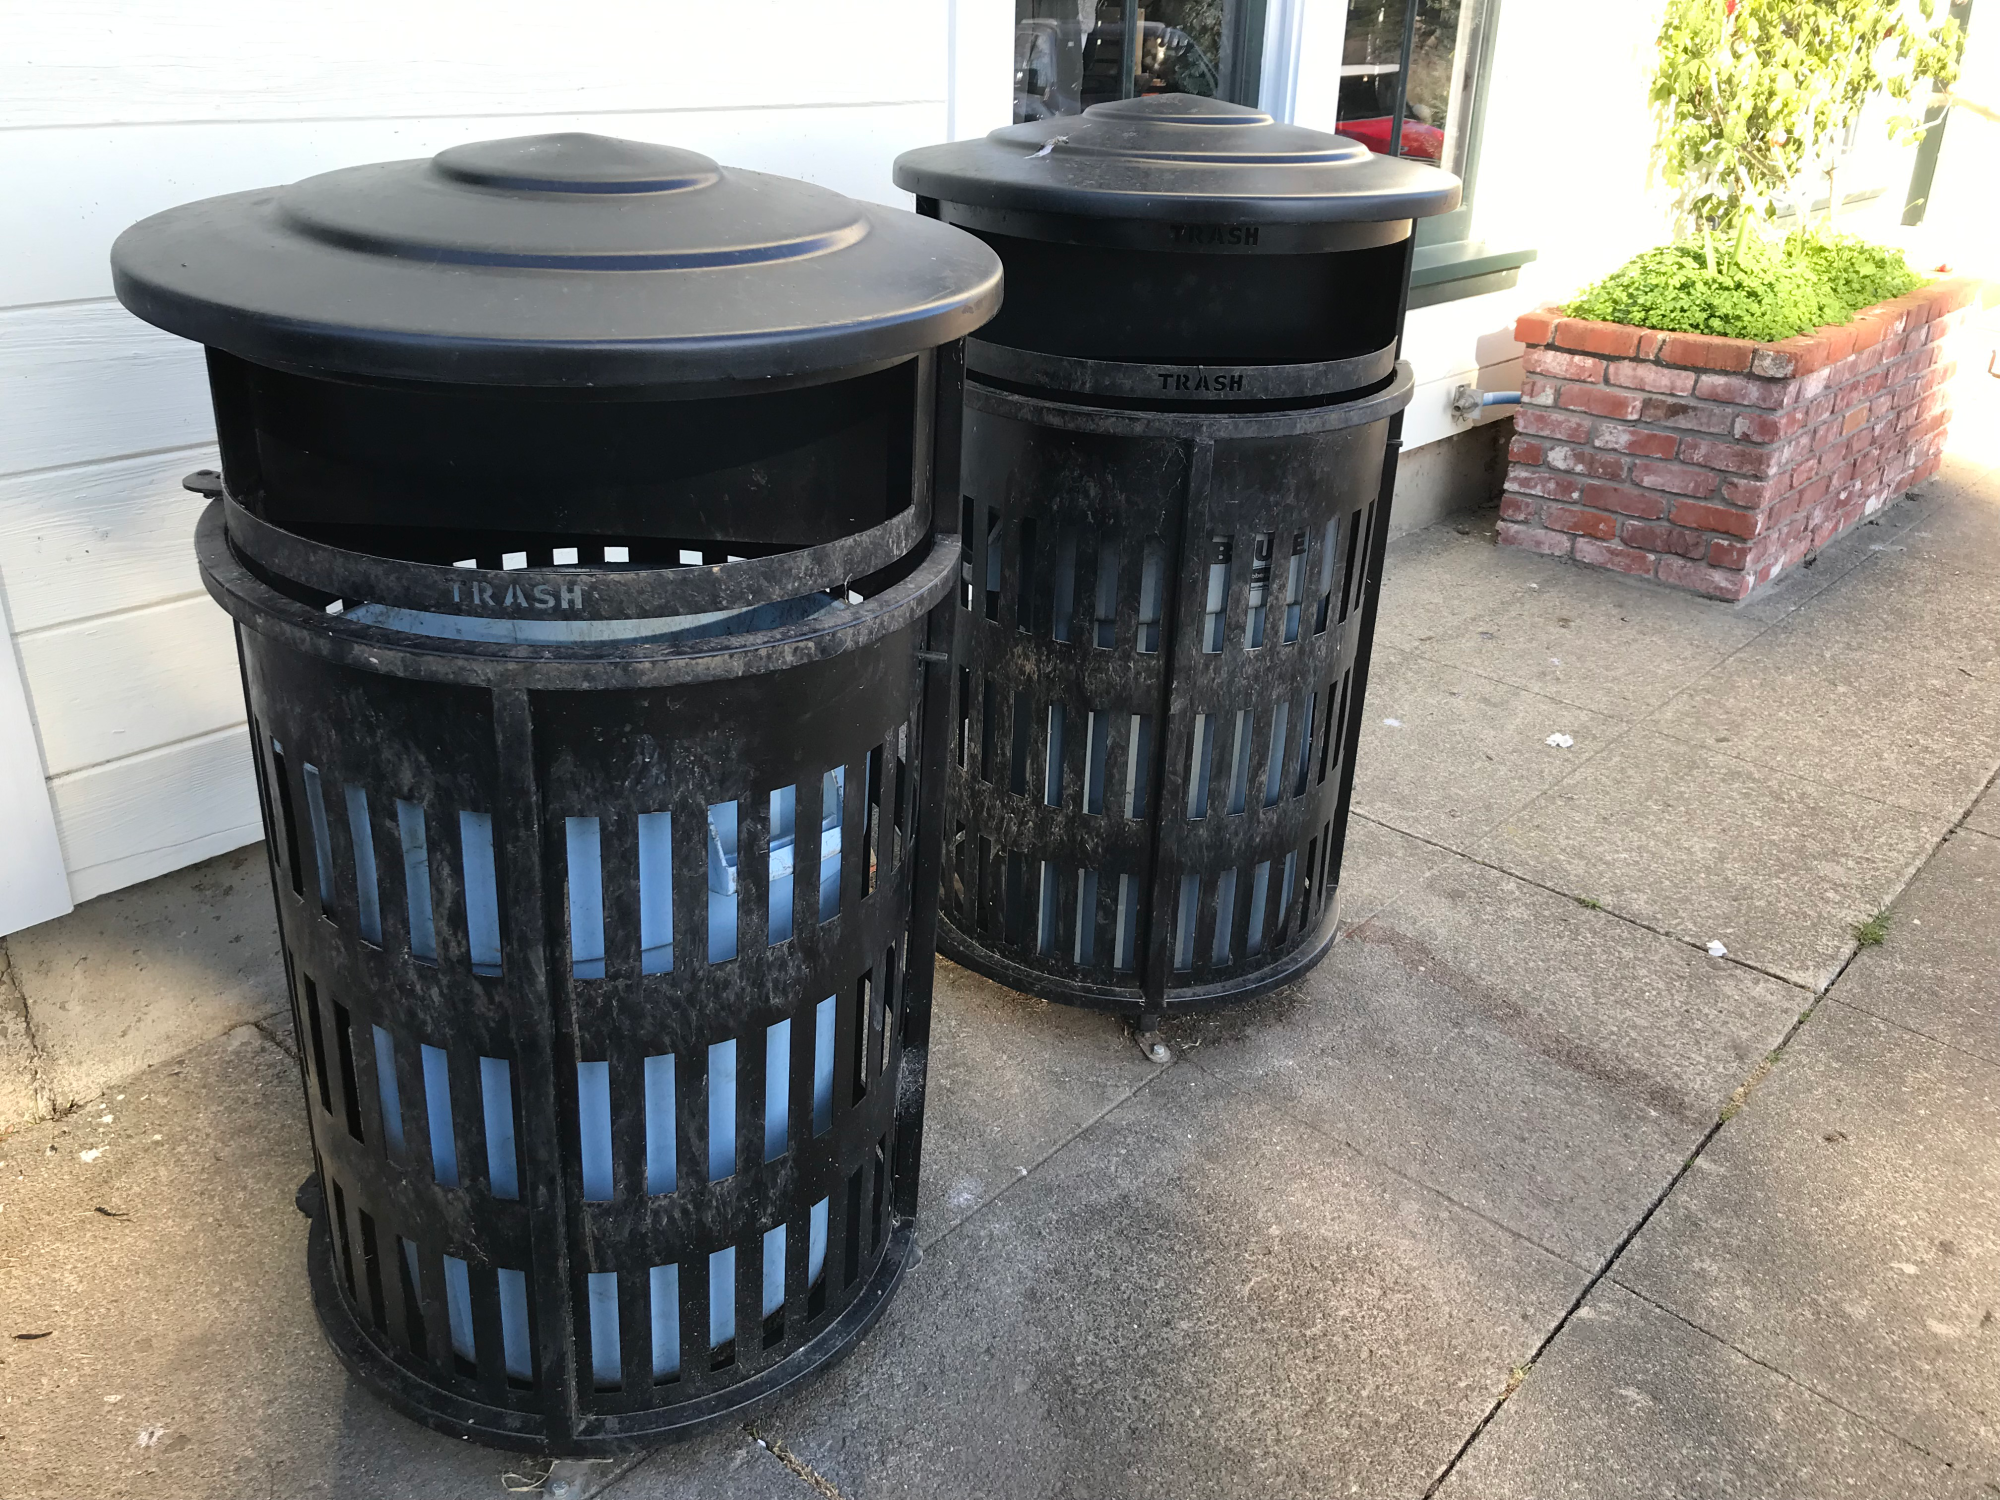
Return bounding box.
[1499,277,1981,600]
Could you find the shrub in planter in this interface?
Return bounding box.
[1564,231,1924,343]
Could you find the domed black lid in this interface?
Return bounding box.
[112,133,1003,388]
[894,94,1460,225]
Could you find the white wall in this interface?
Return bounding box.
[0,0,1012,928]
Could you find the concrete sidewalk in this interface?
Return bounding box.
[2,429,1997,1496]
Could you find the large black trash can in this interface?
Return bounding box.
[894,97,1457,1025]
[111,134,1000,1454]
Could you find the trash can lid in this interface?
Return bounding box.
[112,132,1003,388]
[893,94,1460,226]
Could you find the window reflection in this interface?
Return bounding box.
[1016,0,1233,122]
[1334,0,1488,172]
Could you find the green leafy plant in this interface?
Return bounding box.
[1652,0,1965,234]
[1563,228,1922,340]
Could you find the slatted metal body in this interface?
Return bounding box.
[206,497,956,1452]
[940,370,1409,1015]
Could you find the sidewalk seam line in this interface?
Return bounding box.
[1420,994,1828,1497]
[926,1054,1177,1258]
[1603,1275,1965,1470]
[1824,994,2000,1073]
[1348,810,1816,993]
[1178,1047,1594,1276]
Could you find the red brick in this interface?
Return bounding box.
[1719,475,1781,506]
[1514,307,1560,345]
[1497,521,1572,558]
[1504,467,1584,503]
[1733,407,1809,443]
[1520,375,1562,407]
[1621,520,1708,558]
[1606,361,1698,395]
[1559,384,1646,420]
[1657,555,1755,600]
[1514,407,1593,443]
[1820,324,1859,363]
[1573,538,1657,576]
[1545,445,1627,480]
[1630,460,1719,498]
[1693,372,1802,409]
[1850,313,1889,352]
[1553,318,1643,358]
[1658,333,1756,372]
[1543,505,1619,539]
[1640,397,1735,434]
[1508,436,1545,465]
[1593,424,1679,458]
[1837,405,1869,437]
[1669,499,1766,538]
[1751,335,1832,379]
[1498,492,1536,522]
[1680,437,1782,477]
[1579,482,1668,520]
[1522,348,1607,382]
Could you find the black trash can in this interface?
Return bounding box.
[894,97,1457,1025]
[111,133,1000,1454]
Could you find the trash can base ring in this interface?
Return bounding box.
[306,1208,916,1456]
[936,909,1339,1017]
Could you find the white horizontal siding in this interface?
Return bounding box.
[49,724,262,904]
[0,1,1014,927]
[0,603,71,931]
[16,597,241,777]
[0,446,216,633]
[0,302,214,475]
[1,102,949,309]
[3,1,947,128]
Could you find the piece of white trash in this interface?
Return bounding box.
[1706,939,1728,957]
[136,1427,166,1448]
[1027,134,1069,159]
[78,1148,104,1163]
[1545,733,1574,748]
[1383,718,1403,728]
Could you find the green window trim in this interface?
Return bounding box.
[1408,241,1538,311]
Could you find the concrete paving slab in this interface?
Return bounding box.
[0,944,40,1124]
[0,1025,566,1499]
[1647,535,2000,819]
[1830,828,2000,1066]
[1473,732,1947,991]
[1398,551,1764,723]
[596,1435,815,1499]
[1730,486,1935,628]
[6,845,285,1117]
[1436,1281,1970,1500]
[760,1065,1582,1500]
[1174,853,1804,1266]
[1614,1002,2000,1480]
[1329,812,1455,935]
[916,960,1159,1244]
[1376,526,1548,655]
[1353,647,1628,851]
[1968,779,2000,838]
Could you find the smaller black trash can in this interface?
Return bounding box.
[111,133,1000,1454]
[895,97,1458,1022]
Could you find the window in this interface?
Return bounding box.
[1015,0,1528,306]
[1262,0,1530,305]
[1015,0,1267,122]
